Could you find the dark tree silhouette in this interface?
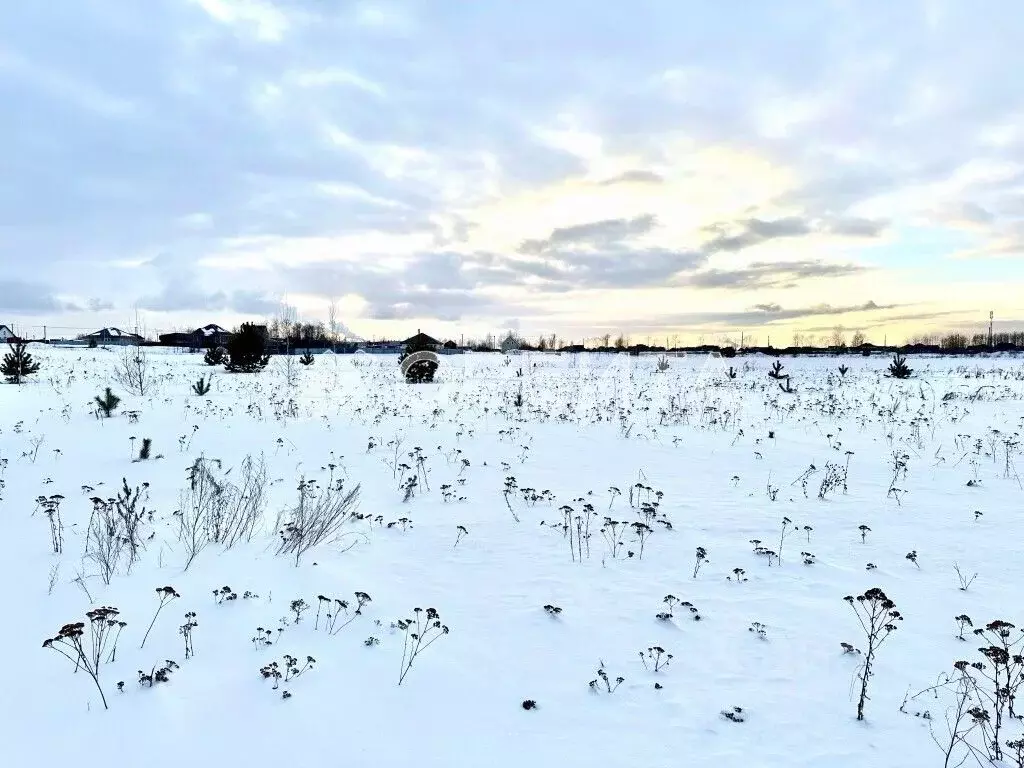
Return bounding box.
[225,324,270,373]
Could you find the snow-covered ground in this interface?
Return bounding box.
[3,346,1024,767]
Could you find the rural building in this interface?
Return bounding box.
[403,331,442,351]
[159,324,231,349]
[80,327,144,346]
[0,324,14,342]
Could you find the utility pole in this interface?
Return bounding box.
[989,310,994,348]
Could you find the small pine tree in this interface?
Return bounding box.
[886,354,912,379]
[2,341,41,384]
[192,376,212,396]
[299,351,315,366]
[225,324,270,373]
[95,387,121,418]
[203,347,226,366]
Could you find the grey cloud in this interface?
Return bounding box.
[636,300,897,330]
[365,289,493,322]
[518,214,658,255]
[688,260,869,290]
[824,217,888,237]
[136,255,277,315]
[86,298,115,312]
[282,244,706,321]
[702,215,886,254]
[231,290,282,316]
[0,280,75,313]
[701,217,811,253]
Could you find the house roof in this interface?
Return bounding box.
[85,327,143,339]
[197,324,228,335]
[403,332,441,347]
[0,324,12,334]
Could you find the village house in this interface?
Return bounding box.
[80,327,145,346]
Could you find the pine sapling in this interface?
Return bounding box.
[94,388,121,418]
[2,340,41,384]
[192,376,212,396]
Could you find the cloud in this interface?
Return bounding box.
[0,280,76,313]
[517,214,659,255]
[701,215,887,254]
[647,300,898,330]
[688,260,870,290]
[136,254,278,315]
[598,169,664,186]
[86,298,115,312]
[2,0,1022,339]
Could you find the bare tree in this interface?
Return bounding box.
[113,343,155,396]
[327,299,339,342]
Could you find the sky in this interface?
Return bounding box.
[1,0,1022,345]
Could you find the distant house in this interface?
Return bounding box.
[159,324,230,349]
[158,332,193,347]
[196,324,230,347]
[0,324,14,342]
[403,331,441,351]
[81,327,144,346]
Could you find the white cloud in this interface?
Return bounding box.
[1,0,1022,341]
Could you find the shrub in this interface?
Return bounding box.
[2,340,41,384]
[225,324,270,373]
[887,354,912,379]
[275,478,362,565]
[203,347,226,366]
[113,344,155,395]
[178,455,269,568]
